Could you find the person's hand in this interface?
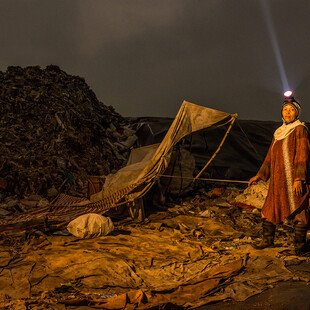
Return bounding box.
[248,175,260,187]
[293,180,303,196]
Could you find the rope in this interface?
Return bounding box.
[159,174,248,184]
[236,119,260,158]
[194,116,237,180]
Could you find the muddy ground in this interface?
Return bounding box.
[0,186,309,309]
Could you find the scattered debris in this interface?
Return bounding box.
[0,187,309,309]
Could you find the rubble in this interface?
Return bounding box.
[0,65,136,201]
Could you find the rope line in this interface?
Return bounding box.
[158,174,248,184]
[236,119,260,158]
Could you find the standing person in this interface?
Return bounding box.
[249,95,309,255]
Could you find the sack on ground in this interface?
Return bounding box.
[67,213,114,238]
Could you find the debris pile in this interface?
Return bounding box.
[0,65,135,201]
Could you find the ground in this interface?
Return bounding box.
[0,186,309,309]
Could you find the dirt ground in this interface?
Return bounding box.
[198,281,310,310]
[1,186,309,309]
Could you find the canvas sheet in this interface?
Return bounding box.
[91,100,235,205]
[0,214,299,309]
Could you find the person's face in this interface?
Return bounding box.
[282,104,298,123]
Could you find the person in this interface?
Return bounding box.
[248,95,309,255]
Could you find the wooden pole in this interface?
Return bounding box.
[194,116,237,180]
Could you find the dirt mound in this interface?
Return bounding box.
[0,65,128,201]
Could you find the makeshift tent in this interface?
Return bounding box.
[0,101,237,231]
[132,118,287,180]
[90,100,236,201]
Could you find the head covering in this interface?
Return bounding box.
[281,96,302,119]
[275,95,304,140]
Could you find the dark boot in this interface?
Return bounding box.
[253,220,276,249]
[294,224,309,255]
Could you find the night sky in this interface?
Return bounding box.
[1,0,310,120]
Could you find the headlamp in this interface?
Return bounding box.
[284,90,293,98]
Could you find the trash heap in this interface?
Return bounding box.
[0,65,133,201]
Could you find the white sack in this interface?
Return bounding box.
[67,213,114,238]
[234,181,269,209]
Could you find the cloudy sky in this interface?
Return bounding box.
[1,0,310,120]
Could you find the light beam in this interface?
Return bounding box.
[260,0,289,92]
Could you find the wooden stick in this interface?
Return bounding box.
[194,116,237,180]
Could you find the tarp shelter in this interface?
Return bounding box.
[0,101,237,231]
[90,100,237,203]
[132,118,286,180]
